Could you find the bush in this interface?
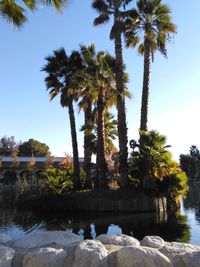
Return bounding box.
[46,168,73,194]
[129,130,188,209]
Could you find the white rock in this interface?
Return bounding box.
[141,236,165,249]
[10,231,83,249]
[22,247,67,267]
[96,234,140,246]
[167,242,200,251]
[0,234,12,244]
[117,245,173,267]
[73,239,108,267]
[159,242,200,267]
[181,250,200,267]
[104,244,123,267]
[0,245,15,267]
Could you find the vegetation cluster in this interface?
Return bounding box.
[0,0,189,210]
[180,146,200,181]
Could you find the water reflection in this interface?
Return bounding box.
[0,206,190,243]
[182,182,200,245]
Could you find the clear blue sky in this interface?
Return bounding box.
[0,0,200,160]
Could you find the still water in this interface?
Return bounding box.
[0,182,200,245]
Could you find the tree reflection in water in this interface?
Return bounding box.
[0,207,190,243]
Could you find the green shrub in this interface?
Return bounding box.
[129,130,188,209]
[46,168,73,194]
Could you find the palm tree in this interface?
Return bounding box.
[93,51,117,188]
[92,0,133,187]
[0,0,68,27]
[125,0,176,131]
[78,44,99,188]
[104,111,118,158]
[42,48,83,190]
[79,46,117,188]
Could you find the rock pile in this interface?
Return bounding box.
[0,231,200,267]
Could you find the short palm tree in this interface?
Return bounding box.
[104,112,118,158]
[80,47,117,188]
[0,0,68,27]
[42,48,83,190]
[125,0,176,131]
[92,0,133,187]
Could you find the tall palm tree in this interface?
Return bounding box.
[0,0,68,27]
[78,44,99,188]
[92,0,133,187]
[42,48,83,190]
[94,52,117,188]
[125,0,176,131]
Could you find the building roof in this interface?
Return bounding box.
[1,156,84,163]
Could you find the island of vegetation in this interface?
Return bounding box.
[0,0,189,215]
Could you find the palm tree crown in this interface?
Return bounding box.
[125,0,176,131]
[125,0,176,57]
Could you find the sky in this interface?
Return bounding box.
[0,0,200,161]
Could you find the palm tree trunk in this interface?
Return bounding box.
[114,26,129,188]
[96,87,108,189]
[84,101,93,188]
[68,99,81,190]
[140,38,151,131]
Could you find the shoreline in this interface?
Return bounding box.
[1,231,200,266]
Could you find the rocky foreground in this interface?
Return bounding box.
[0,231,200,267]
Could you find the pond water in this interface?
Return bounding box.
[0,182,200,245]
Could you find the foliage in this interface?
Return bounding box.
[18,138,50,156]
[59,154,73,170]
[129,130,176,181]
[180,146,200,180]
[26,156,36,171]
[129,130,188,207]
[125,0,176,132]
[46,168,73,194]
[0,0,69,27]
[125,0,176,58]
[0,136,17,156]
[92,0,132,186]
[11,146,20,168]
[43,48,83,190]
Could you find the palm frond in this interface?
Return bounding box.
[94,14,110,26]
[92,0,108,13]
[0,0,26,27]
[41,0,69,12]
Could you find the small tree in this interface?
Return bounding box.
[180,145,200,180]
[0,136,17,156]
[44,154,54,169]
[11,146,20,168]
[26,156,36,171]
[18,139,50,156]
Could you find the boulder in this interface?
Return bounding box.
[73,239,108,267]
[10,231,83,249]
[181,250,200,267]
[0,245,15,267]
[117,245,173,267]
[104,244,123,267]
[96,234,140,247]
[140,236,165,249]
[0,234,12,244]
[22,247,67,267]
[159,242,200,267]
